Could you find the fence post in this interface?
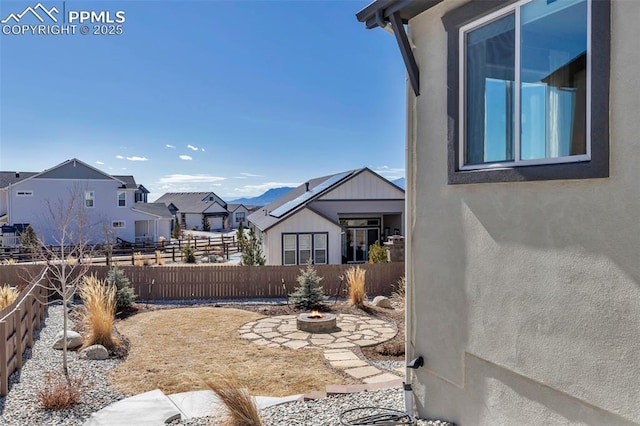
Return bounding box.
[131,248,135,266]
[15,306,23,369]
[0,321,7,396]
[172,247,175,262]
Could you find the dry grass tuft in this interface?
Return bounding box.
[1,258,16,265]
[36,372,86,410]
[204,374,263,426]
[345,266,366,307]
[79,274,119,350]
[391,276,405,306]
[133,252,143,267]
[155,251,165,266]
[0,285,19,310]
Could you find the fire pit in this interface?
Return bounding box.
[296,310,337,333]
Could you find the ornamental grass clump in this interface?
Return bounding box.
[345,265,366,307]
[79,274,119,351]
[36,372,86,410]
[0,285,19,310]
[204,374,263,426]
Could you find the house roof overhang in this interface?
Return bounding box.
[356,0,444,96]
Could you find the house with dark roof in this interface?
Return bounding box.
[226,203,253,229]
[357,0,640,424]
[0,158,172,245]
[154,192,228,231]
[248,168,404,265]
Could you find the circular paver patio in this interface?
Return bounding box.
[238,314,397,350]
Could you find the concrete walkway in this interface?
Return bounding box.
[239,314,404,384]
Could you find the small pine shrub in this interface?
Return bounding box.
[105,267,136,312]
[80,274,118,350]
[0,285,19,310]
[37,372,86,410]
[289,263,327,310]
[345,266,366,307]
[367,240,388,264]
[172,221,182,240]
[182,241,196,263]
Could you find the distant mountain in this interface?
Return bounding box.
[230,187,294,206]
[392,177,405,190]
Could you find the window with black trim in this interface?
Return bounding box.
[117,191,126,207]
[443,0,609,184]
[282,233,328,265]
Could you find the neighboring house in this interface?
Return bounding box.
[248,168,404,265]
[154,192,228,231]
[358,1,639,425]
[226,203,251,229]
[0,158,172,245]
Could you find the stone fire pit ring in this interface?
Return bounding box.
[296,312,337,333]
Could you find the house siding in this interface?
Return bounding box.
[406,1,640,425]
[265,209,341,265]
[318,170,404,200]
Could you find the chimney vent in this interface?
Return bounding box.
[15,172,19,178]
[305,182,310,191]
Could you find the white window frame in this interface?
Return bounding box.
[235,212,246,223]
[313,234,327,265]
[85,191,95,208]
[283,234,297,266]
[117,191,126,208]
[458,0,592,171]
[16,190,33,196]
[112,221,125,229]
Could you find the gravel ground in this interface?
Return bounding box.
[0,303,453,426]
[0,303,126,426]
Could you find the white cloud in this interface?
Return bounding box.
[232,181,299,196]
[95,161,104,165]
[239,172,264,178]
[201,148,205,152]
[166,144,176,149]
[187,144,199,151]
[179,155,193,161]
[159,174,226,184]
[115,155,124,160]
[373,166,405,180]
[126,156,149,161]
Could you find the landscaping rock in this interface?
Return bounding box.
[52,330,83,349]
[372,296,392,309]
[79,344,109,360]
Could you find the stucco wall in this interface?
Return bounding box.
[406,1,640,424]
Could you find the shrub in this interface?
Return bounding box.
[288,263,327,310]
[37,372,86,410]
[105,267,136,312]
[182,241,196,263]
[79,274,118,350]
[155,250,165,266]
[345,265,366,307]
[0,285,19,310]
[202,216,211,232]
[204,374,263,426]
[172,221,182,240]
[133,252,143,267]
[367,240,388,264]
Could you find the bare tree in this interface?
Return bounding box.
[34,186,100,382]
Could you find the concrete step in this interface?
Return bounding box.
[83,389,183,426]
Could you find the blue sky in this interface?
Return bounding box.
[0,0,406,201]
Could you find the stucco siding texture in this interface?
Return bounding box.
[407,0,640,424]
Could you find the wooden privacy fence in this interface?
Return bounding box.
[0,263,404,301]
[0,267,47,396]
[123,263,405,300]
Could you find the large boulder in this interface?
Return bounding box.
[372,295,392,309]
[52,330,83,350]
[79,344,109,360]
